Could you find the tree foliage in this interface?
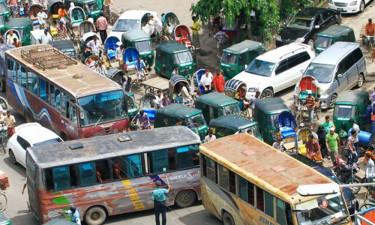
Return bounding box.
[191,0,313,41]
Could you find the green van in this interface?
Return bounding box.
[4,18,33,46]
[154,104,207,140]
[194,92,240,124]
[209,114,261,139]
[333,90,369,132]
[122,30,154,68]
[155,41,194,79]
[315,25,356,54]
[220,40,265,80]
[254,97,291,145]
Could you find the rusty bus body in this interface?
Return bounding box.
[5,44,129,140]
[26,126,201,224]
[200,134,352,225]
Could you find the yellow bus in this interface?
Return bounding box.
[200,134,351,225]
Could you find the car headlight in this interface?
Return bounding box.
[349,0,357,5]
[295,37,305,43]
[248,87,258,92]
[276,35,282,41]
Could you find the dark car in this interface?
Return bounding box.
[290,153,358,214]
[276,7,341,47]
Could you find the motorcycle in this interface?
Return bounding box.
[333,156,361,194]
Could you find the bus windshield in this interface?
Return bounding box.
[296,194,349,224]
[78,90,126,127]
[135,41,151,53]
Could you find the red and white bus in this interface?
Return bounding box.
[5,45,129,140]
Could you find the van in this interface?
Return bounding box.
[299,42,366,109]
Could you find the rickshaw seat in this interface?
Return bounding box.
[52,14,60,19]
[280,127,296,139]
[108,50,116,59]
[143,109,156,120]
[50,27,58,36]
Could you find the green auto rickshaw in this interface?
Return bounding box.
[333,90,369,133]
[155,41,194,79]
[220,40,265,80]
[122,30,154,69]
[209,114,261,139]
[0,1,10,32]
[64,0,102,21]
[254,97,291,145]
[315,25,356,54]
[3,18,33,46]
[125,91,138,119]
[154,104,207,140]
[194,92,240,124]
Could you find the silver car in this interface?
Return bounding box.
[294,42,366,109]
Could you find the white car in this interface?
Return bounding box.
[7,123,63,167]
[328,0,371,14]
[232,43,315,99]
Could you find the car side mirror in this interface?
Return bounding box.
[337,73,343,78]
[314,25,320,29]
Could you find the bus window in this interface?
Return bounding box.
[149,150,170,173]
[177,146,195,169]
[111,157,127,180]
[238,176,248,202]
[79,162,97,186]
[52,166,71,191]
[54,88,61,110]
[218,165,229,191]
[49,85,55,105]
[248,182,255,205]
[61,92,68,117]
[276,198,287,224]
[95,160,110,183]
[205,157,216,183]
[17,65,27,88]
[7,58,16,81]
[257,186,264,211]
[126,154,143,178]
[69,104,77,124]
[39,79,49,102]
[265,191,274,218]
[27,72,37,95]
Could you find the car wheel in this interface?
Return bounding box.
[8,150,17,165]
[329,94,337,108]
[175,190,196,208]
[356,74,364,88]
[85,206,107,225]
[222,212,235,225]
[261,88,274,98]
[360,0,365,12]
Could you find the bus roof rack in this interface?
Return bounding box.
[21,45,77,70]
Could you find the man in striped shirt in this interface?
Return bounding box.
[305,90,315,124]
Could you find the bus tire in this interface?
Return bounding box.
[84,206,107,225]
[175,190,196,208]
[222,211,235,225]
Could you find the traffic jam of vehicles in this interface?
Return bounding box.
[1,0,375,224]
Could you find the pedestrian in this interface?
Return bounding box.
[349,118,360,154]
[365,153,375,183]
[179,83,191,104]
[322,115,334,134]
[12,38,20,47]
[366,18,375,43]
[115,43,125,65]
[3,110,15,137]
[37,8,47,29]
[123,76,132,92]
[305,133,323,164]
[247,129,253,136]
[346,129,358,163]
[339,122,348,147]
[58,6,67,20]
[57,20,68,39]
[96,13,108,43]
[200,69,213,93]
[6,30,18,45]
[361,100,372,132]
[135,56,147,83]
[212,69,225,93]
[171,66,179,77]
[272,137,286,152]
[58,206,81,225]
[204,129,216,143]
[68,2,75,15]
[152,180,170,225]
[190,16,200,49]
[86,36,102,57]
[38,0,47,9]
[131,110,151,130]
[95,61,107,76]
[250,91,261,118]
[316,125,328,159]
[153,90,163,107]
[305,90,315,124]
[214,27,229,55]
[86,57,95,70]
[161,93,171,107]
[39,28,52,44]
[326,127,340,166]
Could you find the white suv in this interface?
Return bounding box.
[233,43,315,99]
[328,0,370,14]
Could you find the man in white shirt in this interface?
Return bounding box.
[365,153,375,182]
[349,118,360,153]
[272,138,287,152]
[37,8,47,29]
[39,28,52,44]
[204,129,216,143]
[6,30,18,45]
[86,36,102,57]
[115,43,124,64]
[200,69,213,93]
[171,66,179,77]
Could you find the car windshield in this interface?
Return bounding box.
[78,90,127,127]
[85,1,99,13]
[135,41,151,53]
[34,138,62,146]
[316,36,333,49]
[113,19,139,32]
[174,51,192,64]
[287,17,312,30]
[334,105,355,118]
[187,114,206,128]
[245,59,275,77]
[221,52,237,65]
[304,63,336,84]
[296,194,349,225]
[222,103,240,116]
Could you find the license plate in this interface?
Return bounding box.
[337,8,344,11]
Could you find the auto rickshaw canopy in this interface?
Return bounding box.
[195,92,238,109]
[317,25,354,39]
[254,97,289,115]
[122,30,150,43]
[156,41,189,54]
[224,39,265,55]
[156,103,202,120]
[210,114,256,131]
[335,90,369,106]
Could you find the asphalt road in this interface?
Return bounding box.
[2,1,375,225]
